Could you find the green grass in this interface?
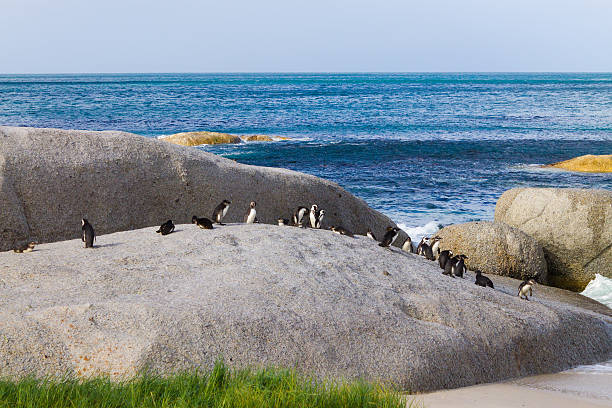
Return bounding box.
[0,361,415,408]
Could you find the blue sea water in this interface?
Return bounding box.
[1,73,611,238]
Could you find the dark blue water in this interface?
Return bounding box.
[1,73,611,237]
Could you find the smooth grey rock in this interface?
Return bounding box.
[0,126,395,251]
[436,221,548,282]
[0,224,610,391]
[495,188,612,291]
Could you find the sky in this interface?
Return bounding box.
[1,0,611,73]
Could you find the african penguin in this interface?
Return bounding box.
[292,207,308,227]
[438,250,453,269]
[451,254,467,278]
[192,216,214,229]
[424,244,435,261]
[401,236,413,253]
[81,218,95,248]
[366,228,377,241]
[212,200,231,225]
[156,220,175,236]
[518,278,537,300]
[244,201,257,224]
[475,270,494,289]
[278,218,290,226]
[309,205,319,228]
[13,241,37,253]
[443,256,456,278]
[379,227,400,247]
[315,209,325,229]
[417,237,428,256]
[430,237,442,259]
[330,226,354,237]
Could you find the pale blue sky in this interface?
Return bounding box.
[1,0,611,73]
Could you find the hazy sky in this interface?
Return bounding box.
[1,0,611,73]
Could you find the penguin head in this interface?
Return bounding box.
[319,209,325,216]
[250,201,256,208]
[527,278,537,285]
[277,218,285,225]
[192,216,198,224]
[28,241,37,248]
[311,204,318,212]
[459,254,468,260]
[81,218,88,226]
[223,200,231,206]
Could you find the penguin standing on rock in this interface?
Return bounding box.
[430,237,442,259]
[81,218,95,248]
[402,236,413,253]
[443,256,456,277]
[452,254,468,278]
[213,200,231,225]
[244,201,257,224]
[315,209,325,229]
[417,237,428,256]
[366,228,377,241]
[309,205,319,228]
[438,250,453,269]
[475,270,494,288]
[156,220,175,235]
[518,278,537,300]
[379,227,400,247]
[192,216,214,229]
[292,207,308,227]
[278,218,289,226]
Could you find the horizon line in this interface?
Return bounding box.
[2,71,612,76]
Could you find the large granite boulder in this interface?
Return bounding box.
[495,188,612,291]
[544,154,612,173]
[0,126,394,251]
[0,224,610,391]
[436,221,548,282]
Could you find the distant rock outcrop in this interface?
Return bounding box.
[543,154,612,173]
[0,224,610,390]
[436,221,548,282]
[495,188,612,291]
[159,131,242,146]
[0,126,392,251]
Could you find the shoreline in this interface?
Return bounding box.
[416,361,612,407]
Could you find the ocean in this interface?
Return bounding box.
[1,72,611,240]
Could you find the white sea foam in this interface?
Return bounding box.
[581,274,612,309]
[397,220,442,242]
[566,359,612,374]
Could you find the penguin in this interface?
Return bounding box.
[475,270,494,289]
[278,218,290,226]
[292,206,308,227]
[330,226,354,237]
[443,256,456,278]
[309,204,319,228]
[379,227,400,247]
[424,244,435,261]
[417,237,428,256]
[13,241,37,253]
[401,236,413,253]
[212,200,231,225]
[518,278,537,300]
[452,254,468,278]
[156,220,175,236]
[192,216,213,229]
[430,237,442,259]
[315,209,325,229]
[438,250,453,269]
[244,201,257,224]
[81,218,95,248]
[366,228,377,241]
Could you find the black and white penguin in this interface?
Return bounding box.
[156,220,175,236]
[278,218,290,226]
[315,209,325,229]
[401,236,413,253]
[424,244,435,261]
[475,270,494,289]
[309,205,319,228]
[452,254,468,278]
[244,201,257,224]
[430,237,442,259]
[81,218,95,248]
[379,227,400,247]
[292,207,308,227]
[417,237,428,256]
[443,256,456,278]
[212,200,231,225]
[13,241,37,253]
[366,228,377,241]
[518,278,537,300]
[192,216,214,229]
[330,225,354,237]
[438,250,453,269]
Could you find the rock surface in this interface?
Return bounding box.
[544,154,612,173]
[159,131,243,146]
[0,224,610,391]
[495,188,612,291]
[0,126,393,251]
[436,221,548,282]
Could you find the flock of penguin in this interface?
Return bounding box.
[14,199,538,301]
